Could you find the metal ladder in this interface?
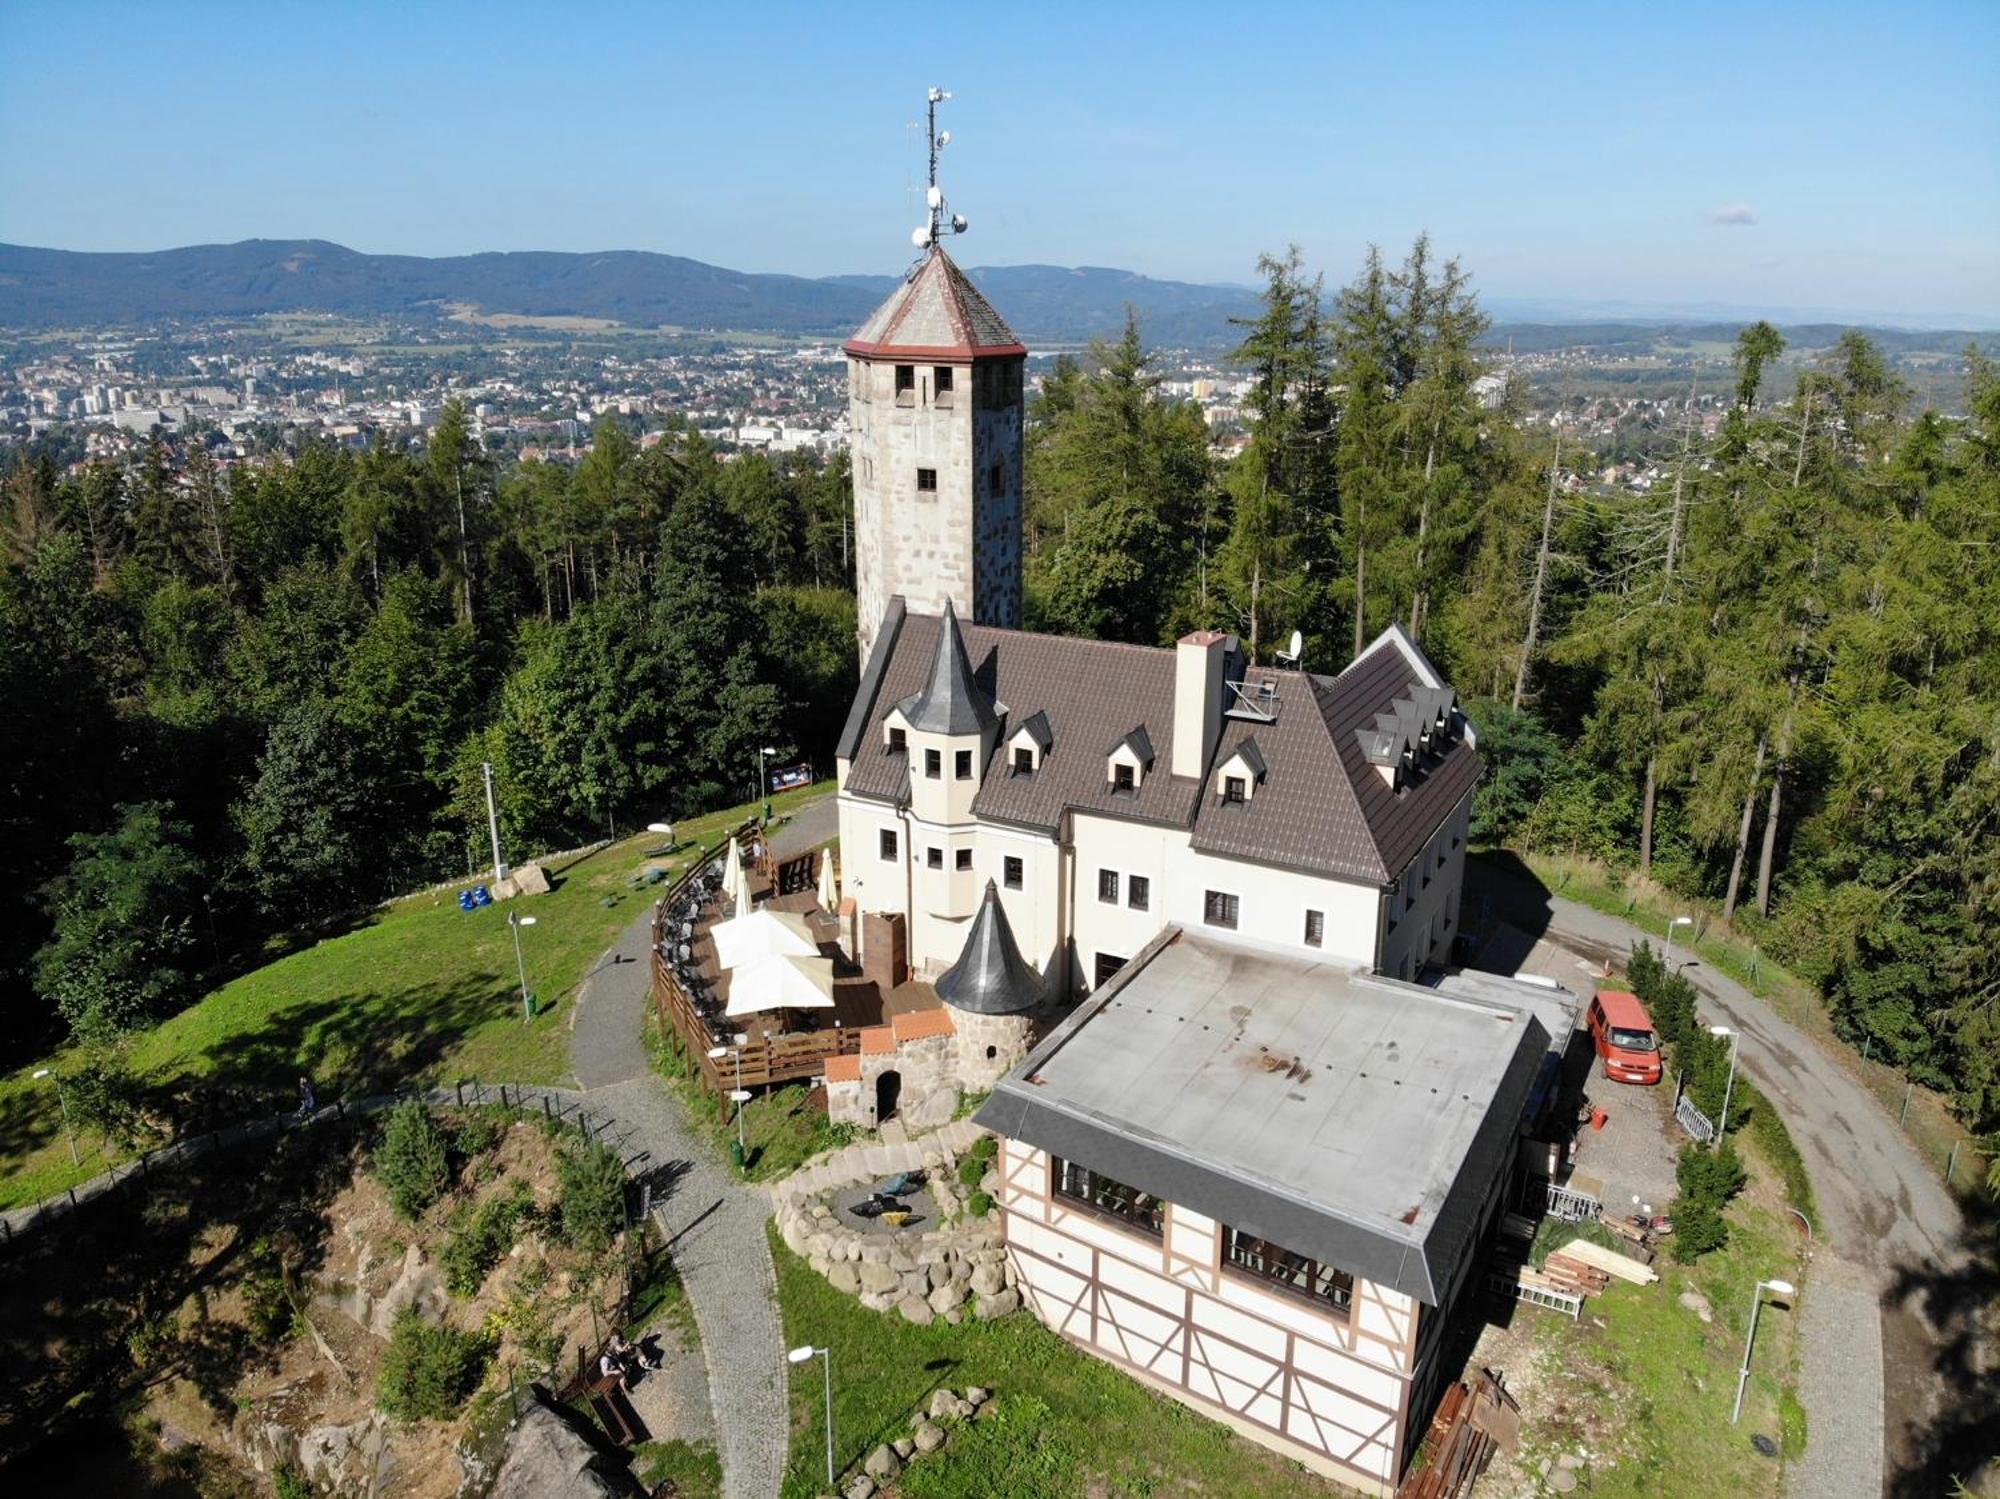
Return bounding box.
[1488,1271,1581,1319]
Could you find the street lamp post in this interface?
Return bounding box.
[708,1033,751,1165]
[1733,1278,1796,1423]
[759,746,777,823]
[1709,1023,1740,1145]
[789,1344,834,1488]
[1663,914,1694,972]
[32,1068,80,1167]
[508,912,538,1022]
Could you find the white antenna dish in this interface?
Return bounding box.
[926,185,942,208]
[951,214,968,233]
[1289,629,1303,659]
[911,226,929,248]
[937,130,951,146]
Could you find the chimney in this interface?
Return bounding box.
[1173,630,1230,779]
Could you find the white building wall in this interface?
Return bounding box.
[1376,785,1474,982]
[996,1138,1410,1496]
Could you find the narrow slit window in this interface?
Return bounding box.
[1304,909,1324,947]
[1003,856,1023,890]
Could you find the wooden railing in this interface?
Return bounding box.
[650,825,860,1096]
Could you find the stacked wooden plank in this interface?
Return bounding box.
[1398,1370,1519,1499]
[1542,1251,1613,1297]
[1559,1237,1661,1285]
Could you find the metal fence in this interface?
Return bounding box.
[1675,1091,1718,1144]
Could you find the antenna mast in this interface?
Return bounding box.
[912,87,970,251]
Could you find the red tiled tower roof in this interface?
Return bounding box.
[843,247,1025,361]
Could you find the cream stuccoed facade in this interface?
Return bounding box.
[834,603,1480,999]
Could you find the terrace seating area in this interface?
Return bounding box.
[652,825,943,1094]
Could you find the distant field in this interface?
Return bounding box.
[0,784,831,1211]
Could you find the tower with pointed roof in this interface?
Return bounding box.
[847,92,1025,661]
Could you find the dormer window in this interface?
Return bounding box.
[1012,746,1034,775]
[1107,726,1154,794]
[1223,776,1246,804]
[1214,737,1267,803]
[888,726,907,754]
[1008,710,1052,776]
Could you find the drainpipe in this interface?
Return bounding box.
[1375,883,1394,974]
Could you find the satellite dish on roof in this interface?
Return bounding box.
[912,226,930,248]
[926,185,942,208]
[1277,629,1304,668]
[951,214,968,233]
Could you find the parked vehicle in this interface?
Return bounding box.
[1587,988,1663,1085]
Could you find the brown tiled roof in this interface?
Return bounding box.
[844,248,1024,359]
[843,611,1480,886]
[843,614,1204,832]
[824,1054,862,1084]
[891,1008,957,1043]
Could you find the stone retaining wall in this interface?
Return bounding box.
[768,1118,1019,1326]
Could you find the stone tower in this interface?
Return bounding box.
[845,247,1026,661]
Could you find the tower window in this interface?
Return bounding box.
[989,463,1002,494]
[934,366,954,393]
[916,467,938,494]
[894,364,915,395]
[954,749,973,780]
[927,846,943,870]
[1004,856,1023,890]
[955,848,973,871]
[924,748,942,779]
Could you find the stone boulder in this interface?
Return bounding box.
[927,1280,967,1316]
[865,1443,902,1481]
[368,1245,448,1339]
[491,1405,643,1499]
[897,1296,935,1325]
[975,1287,1021,1320]
[968,1261,1006,1298]
[913,1419,947,1454]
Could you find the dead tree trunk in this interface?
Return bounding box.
[1723,736,1767,921]
[1511,423,1563,711]
[1755,691,1796,917]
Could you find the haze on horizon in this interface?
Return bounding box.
[1,0,1994,327]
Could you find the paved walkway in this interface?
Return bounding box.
[1474,876,1966,1499]
[565,799,837,1499]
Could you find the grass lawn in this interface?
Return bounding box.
[1514,851,1994,1203]
[649,1013,858,1184]
[0,785,832,1211]
[1500,1131,1808,1497]
[768,1225,1344,1499]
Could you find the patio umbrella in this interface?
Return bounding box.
[724,953,836,1018]
[816,849,837,911]
[711,907,817,970]
[733,865,753,919]
[720,836,744,899]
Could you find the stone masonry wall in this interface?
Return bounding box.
[767,1119,1020,1327]
[948,1008,1035,1094]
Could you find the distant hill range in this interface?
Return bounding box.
[0,239,1265,347]
[2,240,1989,354]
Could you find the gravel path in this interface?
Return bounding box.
[1475,869,1971,1499]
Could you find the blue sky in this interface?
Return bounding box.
[2,0,1994,323]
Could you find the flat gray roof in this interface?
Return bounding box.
[976,930,1548,1304]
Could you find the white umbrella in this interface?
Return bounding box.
[733,866,753,918]
[720,836,744,899]
[725,953,836,1017]
[711,908,818,970]
[816,849,837,911]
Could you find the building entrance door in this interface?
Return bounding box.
[875,1069,902,1123]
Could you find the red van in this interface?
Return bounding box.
[1588,988,1663,1085]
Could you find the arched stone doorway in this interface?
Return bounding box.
[875,1069,902,1124]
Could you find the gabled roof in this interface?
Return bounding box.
[1109,726,1155,765]
[1009,709,1053,750]
[841,607,1479,883]
[844,247,1026,361]
[899,599,998,737]
[935,881,1044,1016]
[1221,736,1268,780]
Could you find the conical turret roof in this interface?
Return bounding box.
[844,247,1025,360]
[936,881,1043,1016]
[899,599,997,736]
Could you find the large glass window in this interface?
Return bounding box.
[1222,1226,1353,1313]
[1053,1157,1163,1238]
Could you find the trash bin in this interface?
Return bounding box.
[730,1139,747,1173]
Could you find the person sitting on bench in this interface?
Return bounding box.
[598,1347,629,1390]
